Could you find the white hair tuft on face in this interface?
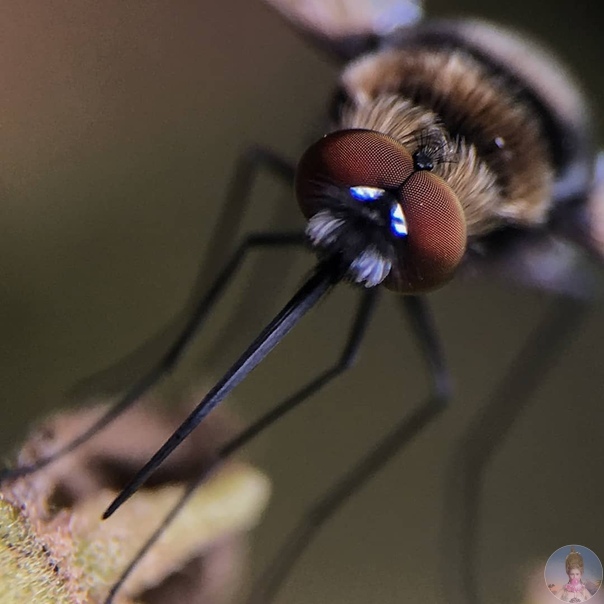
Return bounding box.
[306,212,392,287]
[349,248,392,287]
[306,211,344,246]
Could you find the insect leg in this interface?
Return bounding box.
[69,146,296,400]
[0,230,305,481]
[441,296,588,604]
[198,146,296,294]
[245,295,451,604]
[103,288,378,604]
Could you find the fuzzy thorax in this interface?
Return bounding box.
[338,45,557,236]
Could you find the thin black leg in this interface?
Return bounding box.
[244,295,452,604]
[199,146,296,292]
[199,148,299,365]
[440,296,588,604]
[69,147,296,401]
[0,230,305,481]
[103,288,379,603]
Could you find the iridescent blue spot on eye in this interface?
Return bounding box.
[390,204,408,237]
[349,186,385,202]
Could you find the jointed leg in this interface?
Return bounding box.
[2,145,296,481]
[440,297,588,604]
[245,295,452,604]
[70,146,296,401]
[1,230,304,481]
[202,148,300,363]
[196,146,296,294]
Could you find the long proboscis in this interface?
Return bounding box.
[103,261,340,519]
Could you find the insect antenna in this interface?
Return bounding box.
[412,127,454,170]
[103,258,344,519]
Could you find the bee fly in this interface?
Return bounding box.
[2,1,602,603]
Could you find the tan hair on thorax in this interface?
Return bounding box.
[338,47,556,237]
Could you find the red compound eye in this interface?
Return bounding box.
[296,129,414,219]
[296,129,467,294]
[386,170,466,293]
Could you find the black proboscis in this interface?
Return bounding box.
[103,260,343,519]
[103,288,378,603]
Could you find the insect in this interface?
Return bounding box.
[2,1,603,603]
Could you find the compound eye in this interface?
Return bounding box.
[296,129,414,218]
[385,170,466,293]
[296,129,467,294]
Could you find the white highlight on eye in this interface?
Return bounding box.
[349,248,392,288]
[349,185,385,201]
[390,203,408,237]
[306,210,344,246]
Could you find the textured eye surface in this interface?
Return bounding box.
[386,171,466,293]
[296,128,466,293]
[296,129,414,218]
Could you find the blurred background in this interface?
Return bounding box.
[1,1,603,603]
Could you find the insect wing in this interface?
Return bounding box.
[262,0,424,60]
[581,151,604,263]
[467,151,604,299]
